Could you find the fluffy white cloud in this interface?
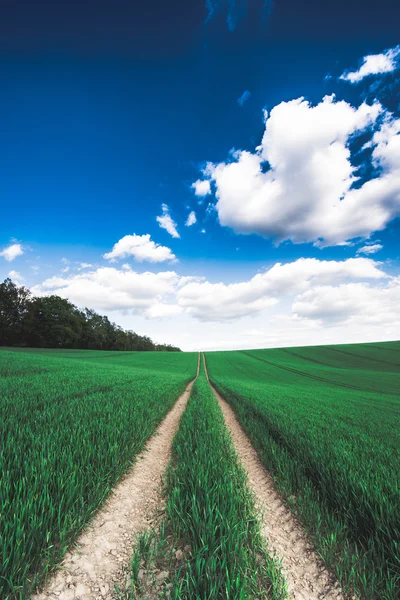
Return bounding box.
[33,267,180,312]
[8,270,24,283]
[357,243,383,255]
[156,204,180,238]
[293,279,400,328]
[0,243,23,262]
[192,179,211,197]
[31,257,399,348]
[185,211,197,226]
[177,257,385,321]
[79,262,93,269]
[145,303,183,319]
[340,45,400,83]
[202,95,400,246]
[104,234,176,263]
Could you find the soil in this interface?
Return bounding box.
[203,354,344,600]
[32,379,195,600]
[211,386,345,599]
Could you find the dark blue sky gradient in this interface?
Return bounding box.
[0,0,399,278]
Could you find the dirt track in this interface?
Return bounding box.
[203,353,344,600]
[32,377,195,600]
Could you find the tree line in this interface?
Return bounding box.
[0,278,181,351]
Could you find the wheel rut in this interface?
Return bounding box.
[32,356,199,600]
[203,353,345,600]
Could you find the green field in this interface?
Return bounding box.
[1,342,399,600]
[206,342,400,600]
[0,348,197,599]
[127,357,286,599]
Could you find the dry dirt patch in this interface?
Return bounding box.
[32,380,194,600]
[204,357,344,600]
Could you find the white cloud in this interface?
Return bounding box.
[176,257,385,322]
[156,204,180,238]
[201,228,206,234]
[185,211,197,227]
[33,267,181,313]
[293,279,400,328]
[356,243,383,255]
[202,95,400,246]
[61,257,70,265]
[340,45,400,83]
[31,257,399,349]
[61,266,70,273]
[8,270,24,283]
[0,243,23,262]
[237,90,251,106]
[145,303,183,319]
[192,179,211,197]
[79,262,93,269]
[104,233,176,263]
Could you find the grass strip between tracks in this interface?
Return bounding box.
[123,358,287,599]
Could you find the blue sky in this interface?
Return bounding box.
[1,0,400,350]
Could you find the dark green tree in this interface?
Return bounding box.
[0,278,181,351]
[0,278,30,346]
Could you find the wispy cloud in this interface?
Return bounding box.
[340,45,400,83]
[237,90,251,106]
[262,0,273,20]
[185,211,197,227]
[156,204,180,239]
[205,0,272,32]
[356,243,383,255]
[8,270,24,283]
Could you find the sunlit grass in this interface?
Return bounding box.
[126,359,287,599]
[0,348,197,599]
[206,341,400,600]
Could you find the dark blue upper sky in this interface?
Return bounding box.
[1,0,399,269]
[0,0,399,349]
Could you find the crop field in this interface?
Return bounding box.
[1,341,399,600]
[206,342,400,600]
[0,348,197,599]
[127,357,286,599]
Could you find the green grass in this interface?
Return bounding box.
[0,348,197,599]
[125,357,287,600]
[206,341,400,600]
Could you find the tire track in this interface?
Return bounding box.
[32,356,199,600]
[203,353,344,600]
[242,350,398,395]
